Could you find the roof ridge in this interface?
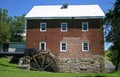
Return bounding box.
[34,4,99,6]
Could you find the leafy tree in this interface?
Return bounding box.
[108,46,120,67]
[10,14,25,42]
[0,8,10,43]
[105,0,120,71]
[0,8,25,43]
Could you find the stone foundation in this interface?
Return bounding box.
[57,55,104,73]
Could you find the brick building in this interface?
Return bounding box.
[25,4,105,72]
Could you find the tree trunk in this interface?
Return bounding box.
[115,50,120,71]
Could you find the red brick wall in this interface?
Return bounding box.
[26,19,104,58]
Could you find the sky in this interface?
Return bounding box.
[0,0,116,16]
[0,0,116,50]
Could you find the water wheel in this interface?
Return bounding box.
[30,52,58,72]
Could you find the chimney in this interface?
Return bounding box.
[61,3,68,9]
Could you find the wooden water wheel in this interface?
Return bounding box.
[30,52,58,72]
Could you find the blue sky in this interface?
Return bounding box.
[0,0,115,16]
[0,0,116,50]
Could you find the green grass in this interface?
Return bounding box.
[0,58,120,77]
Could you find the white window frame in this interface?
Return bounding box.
[82,22,88,31]
[60,42,67,52]
[40,23,47,32]
[82,42,89,52]
[61,23,67,32]
[39,42,46,51]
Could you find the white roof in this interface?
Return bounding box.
[25,4,105,19]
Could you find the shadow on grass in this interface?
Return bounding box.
[74,75,106,77]
[9,56,19,64]
[94,75,106,77]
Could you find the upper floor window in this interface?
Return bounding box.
[40,23,46,32]
[39,42,46,51]
[82,22,88,31]
[60,42,67,52]
[61,23,67,32]
[82,42,89,51]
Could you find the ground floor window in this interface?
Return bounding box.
[82,42,89,51]
[60,42,67,52]
[39,42,46,51]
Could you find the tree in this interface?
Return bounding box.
[0,8,25,43]
[105,0,120,71]
[10,14,25,42]
[0,8,10,43]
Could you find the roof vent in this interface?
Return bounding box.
[61,4,68,9]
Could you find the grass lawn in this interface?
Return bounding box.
[0,58,120,77]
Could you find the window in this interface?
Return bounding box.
[40,23,46,32]
[82,42,89,51]
[60,42,67,51]
[61,23,67,32]
[82,22,88,31]
[39,42,46,51]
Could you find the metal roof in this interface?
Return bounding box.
[25,4,105,19]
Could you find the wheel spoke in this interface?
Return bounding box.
[43,57,54,70]
[41,56,46,68]
[43,63,51,70]
[33,57,41,70]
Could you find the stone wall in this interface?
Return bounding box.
[57,55,104,73]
